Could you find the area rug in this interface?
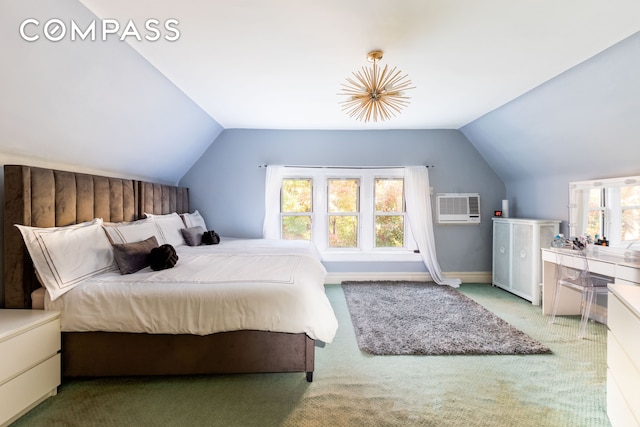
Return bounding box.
[341,281,551,355]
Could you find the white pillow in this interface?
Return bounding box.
[16,218,116,301]
[145,212,186,247]
[102,218,162,244]
[181,210,207,230]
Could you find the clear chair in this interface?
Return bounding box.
[549,247,609,338]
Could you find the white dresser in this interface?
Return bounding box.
[0,310,61,426]
[492,218,560,305]
[607,284,640,427]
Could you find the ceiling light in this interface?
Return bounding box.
[338,50,415,123]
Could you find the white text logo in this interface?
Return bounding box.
[20,18,180,42]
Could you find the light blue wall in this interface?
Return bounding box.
[462,32,640,235]
[180,129,504,273]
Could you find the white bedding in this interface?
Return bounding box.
[46,239,338,343]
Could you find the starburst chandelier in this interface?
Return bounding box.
[338,50,414,123]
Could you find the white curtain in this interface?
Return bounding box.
[405,166,461,287]
[262,165,285,239]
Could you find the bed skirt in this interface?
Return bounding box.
[62,330,315,381]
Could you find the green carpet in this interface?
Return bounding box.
[12,284,609,427]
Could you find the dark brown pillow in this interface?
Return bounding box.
[180,226,205,246]
[112,236,159,274]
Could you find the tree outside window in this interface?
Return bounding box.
[375,178,404,247]
[328,179,359,248]
[281,178,312,240]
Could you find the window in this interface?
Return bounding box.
[328,179,359,248]
[374,178,405,248]
[570,176,640,247]
[586,188,605,238]
[276,168,418,260]
[281,178,312,240]
[620,185,640,242]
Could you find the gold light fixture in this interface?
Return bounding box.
[338,50,414,123]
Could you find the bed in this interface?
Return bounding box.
[3,164,337,382]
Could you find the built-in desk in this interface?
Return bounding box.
[541,247,640,426]
[541,247,640,318]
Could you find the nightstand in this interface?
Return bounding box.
[0,310,61,426]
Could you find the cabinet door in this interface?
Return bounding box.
[511,223,534,299]
[493,221,511,288]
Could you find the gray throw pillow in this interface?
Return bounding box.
[112,236,159,274]
[180,226,206,246]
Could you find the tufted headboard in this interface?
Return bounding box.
[3,164,189,308]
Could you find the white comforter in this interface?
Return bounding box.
[45,239,338,343]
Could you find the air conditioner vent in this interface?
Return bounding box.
[436,193,481,224]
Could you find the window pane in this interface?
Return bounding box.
[328,179,359,212]
[375,179,403,212]
[620,185,640,205]
[587,188,602,209]
[282,216,311,240]
[622,208,640,241]
[329,215,358,248]
[586,211,603,238]
[376,215,404,247]
[282,179,312,213]
[620,186,640,241]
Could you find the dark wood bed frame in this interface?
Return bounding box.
[3,164,315,382]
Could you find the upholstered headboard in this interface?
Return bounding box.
[3,164,189,308]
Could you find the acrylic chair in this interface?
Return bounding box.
[549,246,609,338]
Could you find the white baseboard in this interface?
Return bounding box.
[326,271,492,285]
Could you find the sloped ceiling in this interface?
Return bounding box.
[462,32,640,185]
[80,0,640,129]
[1,0,639,184]
[1,0,222,184]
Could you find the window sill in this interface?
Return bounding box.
[320,250,422,262]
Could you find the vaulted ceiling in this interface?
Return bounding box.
[2,1,639,185]
[79,0,640,129]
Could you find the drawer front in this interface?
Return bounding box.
[617,265,640,284]
[615,278,640,287]
[588,259,616,277]
[0,319,60,385]
[0,354,60,426]
[608,293,640,373]
[607,334,640,424]
[607,370,640,427]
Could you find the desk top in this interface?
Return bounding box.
[542,247,640,269]
[609,283,640,318]
[0,309,60,342]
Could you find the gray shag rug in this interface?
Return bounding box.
[341,281,552,356]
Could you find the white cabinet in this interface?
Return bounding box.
[607,284,640,427]
[0,310,61,427]
[492,218,560,305]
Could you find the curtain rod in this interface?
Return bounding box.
[258,164,434,169]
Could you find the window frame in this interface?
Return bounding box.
[374,177,406,249]
[570,176,640,248]
[278,167,419,261]
[280,177,314,241]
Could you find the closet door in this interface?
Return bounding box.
[492,220,511,291]
[511,223,534,299]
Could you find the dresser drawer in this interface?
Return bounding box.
[608,293,640,373]
[607,369,640,427]
[0,354,60,426]
[0,318,60,385]
[607,333,640,424]
[617,265,640,284]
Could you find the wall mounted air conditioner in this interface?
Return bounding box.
[436,193,481,224]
